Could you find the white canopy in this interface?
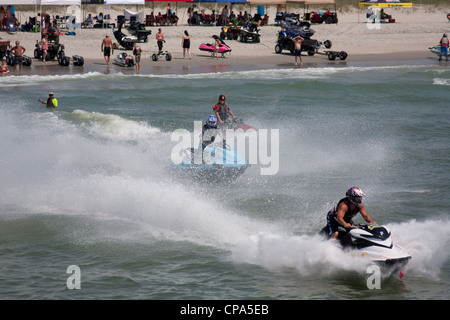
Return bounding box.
[247,0,335,4]
[2,0,39,4]
[104,0,145,4]
[40,0,81,4]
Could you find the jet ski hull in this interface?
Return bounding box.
[321,224,411,273]
[169,144,248,183]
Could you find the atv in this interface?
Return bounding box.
[239,22,261,43]
[220,25,241,41]
[34,27,84,66]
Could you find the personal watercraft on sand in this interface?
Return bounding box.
[114,19,138,50]
[169,141,248,183]
[113,52,135,67]
[321,223,411,274]
[429,45,449,60]
[199,35,232,58]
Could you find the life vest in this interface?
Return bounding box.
[46,97,58,108]
[214,102,229,121]
[134,46,141,55]
[441,37,449,47]
[329,198,360,223]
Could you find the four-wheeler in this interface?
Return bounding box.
[220,25,241,41]
[310,10,338,24]
[34,27,84,66]
[275,29,347,61]
[151,50,172,61]
[239,22,261,43]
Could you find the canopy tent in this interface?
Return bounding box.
[358,1,412,8]
[105,0,144,4]
[2,0,39,4]
[40,0,82,4]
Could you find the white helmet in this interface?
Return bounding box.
[346,187,366,207]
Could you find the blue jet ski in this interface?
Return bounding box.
[169,141,248,183]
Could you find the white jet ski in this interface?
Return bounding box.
[113,52,135,67]
[321,223,411,273]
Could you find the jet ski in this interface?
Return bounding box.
[222,118,256,132]
[114,19,137,50]
[199,35,232,58]
[429,45,449,60]
[113,52,135,67]
[169,141,248,183]
[321,223,411,274]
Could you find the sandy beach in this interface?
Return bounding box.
[1,5,449,74]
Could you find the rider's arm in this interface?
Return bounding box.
[336,203,353,229]
[228,108,237,119]
[359,203,376,224]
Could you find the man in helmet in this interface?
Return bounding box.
[326,187,376,239]
[201,115,220,150]
[439,33,449,61]
[213,94,237,127]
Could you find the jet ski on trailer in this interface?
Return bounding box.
[321,223,411,274]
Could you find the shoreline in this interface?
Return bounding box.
[4,50,442,77]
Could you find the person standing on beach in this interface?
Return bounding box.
[292,35,304,66]
[132,42,143,72]
[182,30,191,59]
[39,92,58,109]
[213,37,220,59]
[156,28,165,54]
[41,34,49,62]
[439,33,449,61]
[101,34,114,65]
[11,41,26,73]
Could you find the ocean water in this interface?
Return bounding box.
[0,62,449,302]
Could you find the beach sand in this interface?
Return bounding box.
[1,6,449,75]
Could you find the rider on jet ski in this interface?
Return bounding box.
[201,115,220,150]
[213,94,237,127]
[326,187,377,239]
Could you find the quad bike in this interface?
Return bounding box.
[151,50,172,61]
[220,25,241,41]
[239,22,261,43]
[310,10,338,24]
[34,27,84,66]
[275,29,346,60]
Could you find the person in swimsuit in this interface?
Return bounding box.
[326,187,377,239]
[181,30,191,59]
[101,34,114,65]
[292,35,304,66]
[11,41,26,73]
[156,28,165,54]
[41,34,49,62]
[1,57,10,75]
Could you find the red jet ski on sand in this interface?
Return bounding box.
[199,35,231,58]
